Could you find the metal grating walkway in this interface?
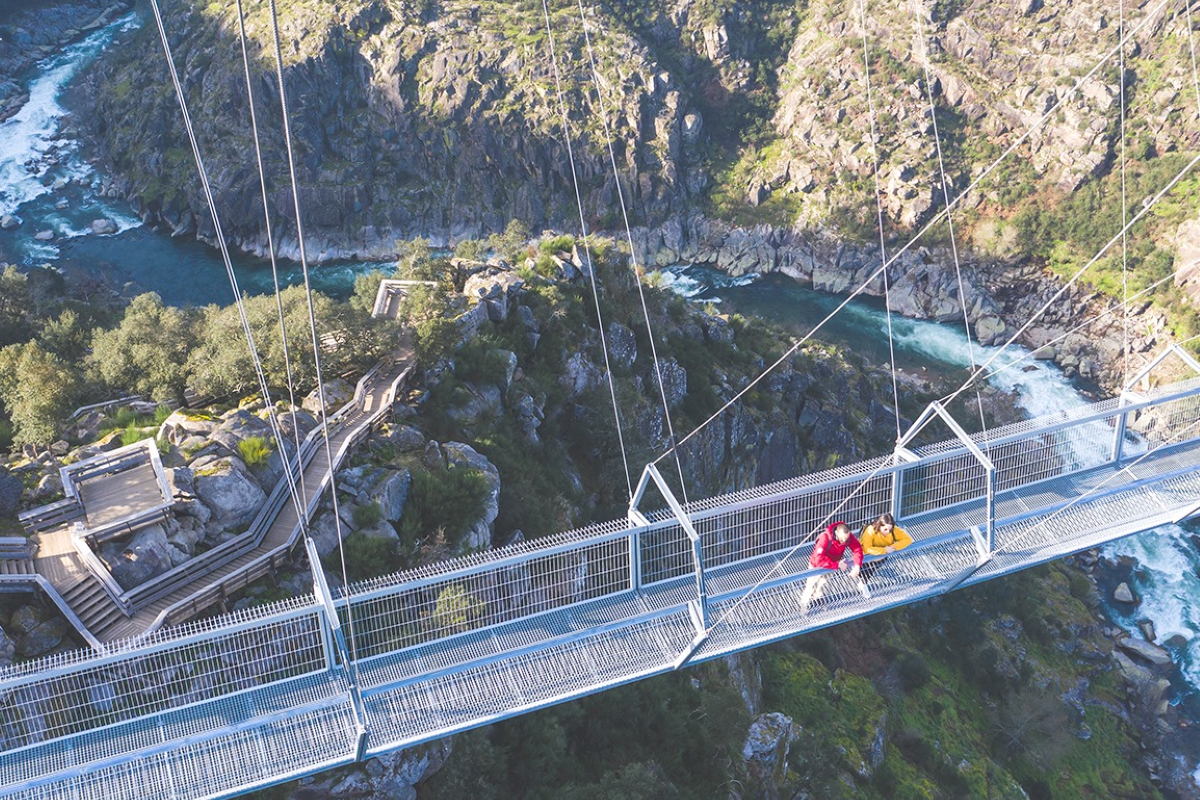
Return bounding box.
[3,376,1200,799]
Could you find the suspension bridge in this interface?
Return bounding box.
[1,344,1200,799]
[0,0,1196,793]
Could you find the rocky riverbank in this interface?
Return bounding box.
[632,213,1178,394]
[0,0,132,123]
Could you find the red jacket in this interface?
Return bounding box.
[808,523,864,570]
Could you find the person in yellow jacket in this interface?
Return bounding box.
[858,513,912,580]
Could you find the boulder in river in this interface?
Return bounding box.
[90,218,117,235]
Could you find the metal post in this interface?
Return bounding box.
[630,464,709,633]
[1111,402,1129,463]
[985,466,997,552]
[629,529,642,593]
[890,461,905,521]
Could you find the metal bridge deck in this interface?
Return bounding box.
[2,375,1200,800]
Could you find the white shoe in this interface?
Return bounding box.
[857,582,871,599]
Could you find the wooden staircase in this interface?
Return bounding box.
[59,571,125,639]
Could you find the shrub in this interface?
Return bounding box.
[328,532,400,584]
[397,466,489,550]
[353,502,383,528]
[895,652,931,692]
[120,424,147,447]
[238,436,273,467]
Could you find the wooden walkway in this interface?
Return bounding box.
[102,351,413,643]
[75,462,166,530]
[26,343,414,646]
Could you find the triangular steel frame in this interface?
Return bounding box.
[896,400,997,553]
[1113,344,1200,461]
[630,463,710,665]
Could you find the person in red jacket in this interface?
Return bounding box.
[800,521,868,613]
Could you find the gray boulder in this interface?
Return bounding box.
[191,456,267,531]
[462,269,525,322]
[742,712,794,792]
[359,519,400,544]
[158,411,217,447]
[0,624,15,668]
[308,512,348,559]
[90,218,117,235]
[369,469,412,523]
[559,352,602,396]
[100,523,174,591]
[0,214,19,230]
[16,618,70,659]
[1117,636,1174,669]
[372,423,426,453]
[606,322,637,365]
[302,378,355,416]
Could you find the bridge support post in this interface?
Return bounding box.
[304,537,371,757]
[985,468,997,552]
[631,464,710,642]
[897,401,997,555]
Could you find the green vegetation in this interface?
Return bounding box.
[327,531,402,584]
[396,465,490,550]
[1011,151,1200,343]
[351,501,383,528]
[237,436,273,467]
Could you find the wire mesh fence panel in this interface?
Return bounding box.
[342,537,633,660]
[1127,391,1200,452]
[0,609,326,758]
[900,451,987,519]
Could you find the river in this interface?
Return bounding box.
[2,10,1199,792]
[0,14,380,304]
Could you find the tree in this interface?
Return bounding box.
[41,308,91,362]
[0,266,32,347]
[90,293,196,404]
[187,286,391,398]
[0,342,79,447]
[404,283,458,363]
[349,270,387,315]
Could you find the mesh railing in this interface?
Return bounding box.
[343,536,632,660]
[5,379,1200,799]
[0,605,326,756]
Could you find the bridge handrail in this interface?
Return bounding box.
[0,591,322,687]
[335,380,1200,655]
[68,525,135,616]
[0,537,33,557]
[3,377,1200,793]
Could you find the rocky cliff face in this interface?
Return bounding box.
[757,0,1200,231]
[83,0,710,257]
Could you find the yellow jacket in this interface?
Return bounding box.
[860,524,913,556]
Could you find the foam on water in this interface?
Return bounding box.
[0,16,135,218]
[1104,527,1200,686]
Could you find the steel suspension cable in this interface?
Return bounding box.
[655,0,1177,466]
[912,0,987,435]
[234,0,307,510]
[1188,0,1200,118]
[265,0,363,683]
[539,0,634,501]
[1120,0,1130,386]
[147,0,307,533]
[571,0,690,503]
[858,0,902,441]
